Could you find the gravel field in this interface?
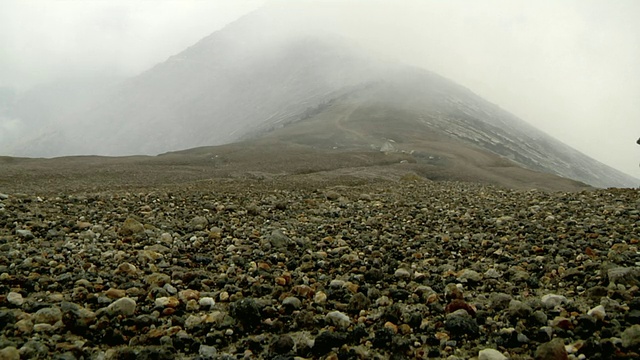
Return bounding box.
[1,178,639,359]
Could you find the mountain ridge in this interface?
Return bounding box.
[1,8,638,188]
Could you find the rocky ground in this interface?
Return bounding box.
[1,177,640,359]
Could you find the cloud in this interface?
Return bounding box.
[0,0,266,88]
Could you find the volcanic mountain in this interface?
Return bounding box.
[2,8,638,190]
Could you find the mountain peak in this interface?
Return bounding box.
[2,7,638,189]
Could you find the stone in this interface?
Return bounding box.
[621,324,640,349]
[313,331,348,356]
[314,291,327,304]
[230,298,261,328]
[282,296,302,310]
[115,262,138,276]
[508,300,533,319]
[105,288,126,299]
[178,289,200,303]
[14,319,33,334]
[190,216,209,230]
[33,323,53,332]
[541,294,568,309]
[198,345,217,358]
[0,310,16,330]
[445,311,480,338]
[159,233,173,244]
[268,229,292,249]
[6,292,24,306]
[394,268,411,279]
[61,302,96,333]
[15,229,34,240]
[270,334,295,354]
[459,269,482,283]
[33,307,62,325]
[587,305,606,321]
[348,292,371,313]
[490,293,513,310]
[185,314,205,330]
[106,297,137,317]
[155,297,179,308]
[119,217,145,236]
[535,338,568,360]
[19,340,49,359]
[145,273,171,287]
[199,297,215,309]
[0,346,20,360]
[478,348,508,360]
[325,311,351,329]
[607,267,640,286]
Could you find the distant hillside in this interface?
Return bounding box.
[2,7,637,188]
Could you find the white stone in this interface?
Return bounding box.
[325,311,351,329]
[199,344,217,358]
[478,348,508,360]
[394,268,411,279]
[587,305,606,320]
[7,292,24,306]
[541,294,568,308]
[199,297,215,309]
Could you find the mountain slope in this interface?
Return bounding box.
[3,8,638,188]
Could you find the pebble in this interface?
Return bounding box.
[587,305,606,320]
[15,229,34,240]
[508,300,533,319]
[105,288,126,299]
[394,268,411,279]
[0,346,20,360]
[155,297,179,308]
[621,324,640,350]
[458,269,482,282]
[541,294,568,309]
[190,216,208,230]
[270,334,295,354]
[282,296,302,310]
[445,310,480,338]
[535,338,567,360]
[178,289,200,303]
[14,319,33,334]
[199,297,215,309]
[314,291,327,304]
[478,348,508,360]
[325,311,351,329]
[106,297,137,317]
[33,307,62,325]
[6,292,24,306]
[198,344,218,358]
[119,217,145,235]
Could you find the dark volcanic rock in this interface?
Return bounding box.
[230,298,261,330]
[313,331,348,356]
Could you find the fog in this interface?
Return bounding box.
[1,0,639,178]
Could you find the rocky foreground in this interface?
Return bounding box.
[1,179,639,359]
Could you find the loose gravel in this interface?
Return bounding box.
[1,180,639,359]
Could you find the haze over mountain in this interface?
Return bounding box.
[1,5,638,189]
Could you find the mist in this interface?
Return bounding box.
[1,0,639,179]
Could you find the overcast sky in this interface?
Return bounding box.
[1,0,639,178]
